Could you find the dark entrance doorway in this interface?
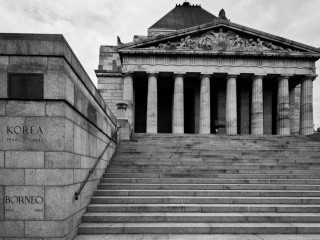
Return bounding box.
[158,77,173,133]
[134,77,147,133]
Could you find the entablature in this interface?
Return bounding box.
[120,49,320,58]
[121,54,316,76]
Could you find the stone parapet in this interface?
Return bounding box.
[0,34,119,239]
[0,33,116,125]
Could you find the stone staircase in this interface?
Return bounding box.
[76,133,320,238]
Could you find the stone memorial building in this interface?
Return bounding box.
[97,2,319,136]
[1,2,320,239]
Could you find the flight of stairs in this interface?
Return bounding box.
[77,133,320,237]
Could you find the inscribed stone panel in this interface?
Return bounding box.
[5,186,44,220]
[0,117,65,151]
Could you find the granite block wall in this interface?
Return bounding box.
[98,76,124,117]
[97,46,124,119]
[0,34,119,239]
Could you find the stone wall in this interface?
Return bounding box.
[96,46,123,118]
[98,76,124,117]
[0,34,119,239]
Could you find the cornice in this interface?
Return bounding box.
[119,48,320,58]
[95,70,123,77]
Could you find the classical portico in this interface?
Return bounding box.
[96,3,320,136]
[121,70,315,135]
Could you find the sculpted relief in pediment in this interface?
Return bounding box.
[148,28,300,53]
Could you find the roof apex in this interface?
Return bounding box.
[148,2,217,36]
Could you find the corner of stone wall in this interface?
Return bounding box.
[0,34,120,239]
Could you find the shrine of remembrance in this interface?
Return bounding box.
[97,2,319,136]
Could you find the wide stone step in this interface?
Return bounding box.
[90,196,320,204]
[111,159,319,165]
[113,152,319,157]
[74,233,320,240]
[82,212,320,223]
[106,165,319,171]
[103,173,320,179]
[116,146,319,150]
[87,204,320,213]
[110,162,319,168]
[94,189,320,197]
[98,183,320,190]
[110,160,320,165]
[101,177,320,185]
[105,169,320,174]
[116,146,320,150]
[78,222,320,234]
[109,160,320,165]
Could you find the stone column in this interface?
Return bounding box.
[200,74,211,134]
[147,73,158,133]
[300,76,314,135]
[289,85,300,135]
[123,73,134,127]
[277,75,290,135]
[226,75,237,135]
[251,75,264,135]
[173,74,184,134]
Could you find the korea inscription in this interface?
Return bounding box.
[6,125,44,143]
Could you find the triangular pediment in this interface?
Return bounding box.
[118,20,320,55]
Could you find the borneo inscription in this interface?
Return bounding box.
[5,186,44,220]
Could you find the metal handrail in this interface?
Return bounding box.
[75,126,121,200]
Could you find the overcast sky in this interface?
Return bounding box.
[0,0,319,128]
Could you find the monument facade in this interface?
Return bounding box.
[97,2,319,136]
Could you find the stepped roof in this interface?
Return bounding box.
[149,2,217,31]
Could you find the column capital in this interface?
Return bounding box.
[301,74,317,81]
[174,73,185,78]
[200,74,211,79]
[225,74,238,80]
[277,75,292,81]
[147,72,158,78]
[123,72,134,78]
[252,75,265,80]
